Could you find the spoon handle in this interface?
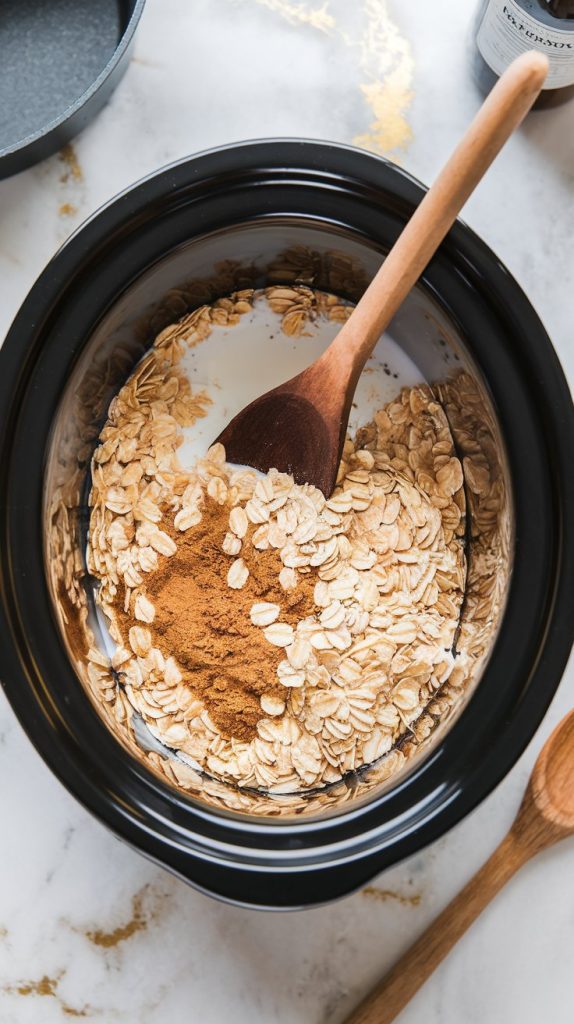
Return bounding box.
[344,831,530,1024]
[329,51,547,374]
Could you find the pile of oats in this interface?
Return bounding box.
[84,287,470,795]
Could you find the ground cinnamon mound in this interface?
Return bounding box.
[146,500,314,741]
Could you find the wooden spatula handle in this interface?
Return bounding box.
[330,51,548,373]
[345,832,530,1024]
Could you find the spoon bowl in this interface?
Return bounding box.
[217,383,339,492]
[530,709,574,830]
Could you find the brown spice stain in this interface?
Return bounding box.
[84,887,149,948]
[59,202,78,217]
[143,500,314,741]
[363,885,422,907]
[3,971,90,1017]
[15,974,60,997]
[59,143,83,182]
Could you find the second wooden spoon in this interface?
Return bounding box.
[344,709,574,1024]
[216,51,548,496]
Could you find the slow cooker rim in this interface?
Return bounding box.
[1,140,573,900]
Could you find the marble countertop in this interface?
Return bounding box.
[1,1,573,1021]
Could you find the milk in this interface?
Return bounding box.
[177,302,424,469]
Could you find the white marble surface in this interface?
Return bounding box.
[1,1,573,1021]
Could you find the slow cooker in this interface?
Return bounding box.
[1,140,573,908]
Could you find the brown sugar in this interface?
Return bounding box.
[144,500,314,742]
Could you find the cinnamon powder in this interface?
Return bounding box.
[145,501,314,741]
[57,579,88,664]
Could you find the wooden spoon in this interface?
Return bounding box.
[344,710,574,1024]
[215,51,548,496]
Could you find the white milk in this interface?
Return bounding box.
[177,302,424,468]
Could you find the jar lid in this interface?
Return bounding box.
[0,0,146,180]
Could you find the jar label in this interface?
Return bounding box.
[477,0,574,88]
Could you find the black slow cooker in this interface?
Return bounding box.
[1,140,573,909]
